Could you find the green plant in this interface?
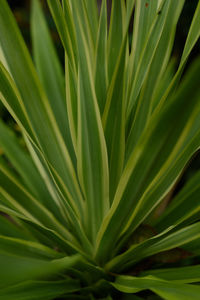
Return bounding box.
[0,0,200,298]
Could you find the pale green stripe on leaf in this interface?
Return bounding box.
[65,57,78,153]
[0,254,80,288]
[152,0,200,113]
[126,0,136,25]
[0,46,10,73]
[126,1,183,161]
[0,63,34,141]
[25,136,93,256]
[102,39,126,203]
[47,0,77,73]
[107,0,126,83]
[95,0,108,115]
[107,222,200,273]
[127,0,158,96]
[31,0,75,164]
[0,197,81,256]
[127,0,185,118]
[141,265,200,284]
[155,170,200,232]
[71,6,109,242]
[113,275,200,300]
[69,0,95,64]
[95,58,200,264]
[0,121,67,226]
[180,0,200,67]
[0,162,73,241]
[0,279,80,300]
[0,0,84,217]
[84,0,99,46]
[0,120,40,195]
[151,58,176,111]
[0,235,63,260]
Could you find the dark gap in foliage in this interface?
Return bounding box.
[172,0,200,65]
[174,149,200,197]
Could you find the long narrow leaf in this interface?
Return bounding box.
[102,39,126,202]
[31,0,75,164]
[127,0,185,118]
[95,57,200,264]
[0,279,80,300]
[107,0,125,82]
[141,265,200,283]
[95,0,108,115]
[0,253,80,288]
[107,222,200,272]
[113,275,200,300]
[0,0,84,218]
[0,235,63,260]
[47,0,77,73]
[126,1,183,160]
[155,170,200,231]
[71,4,110,241]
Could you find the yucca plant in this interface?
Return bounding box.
[1,0,200,298]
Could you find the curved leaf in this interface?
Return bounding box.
[113,275,200,300]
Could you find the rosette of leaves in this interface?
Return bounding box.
[0,0,200,299]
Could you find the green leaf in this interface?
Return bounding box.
[31,0,75,164]
[180,0,200,67]
[0,160,72,240]
[151,58,176,111]
[107,0,125,82]
[0,45,10,72]
[127,0,185,118]
[0,203,82,258]
[0,120,40,194]
[155,170,200,232]
[127,0,158,98]
[0,121,66,224]
[153,0,200,113]
[0,235,63,260]
[102,36,126,202]
[61,0,79,153]
[95,57,200,264]
[100,0,135,204]
[107,222,200,272]
[47,0,77,73]
[141,265,200,283]
[65,57,78,153]
[126,1,183,160]
[72,3,110,241]
[112,275,200,300]
[19,219,80,256]
[0,280,80,300]
[95,0,108,114]
[0,63,34,141]
[0,160,86,256]
[24,137,93,255]
[69,0,95,62]
[1,1,200,298]
[83,0,99,46]
[0,0,84,219]
[0,214,31,240]
[0,253,80,288]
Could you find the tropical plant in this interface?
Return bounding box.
[0,0,200,299]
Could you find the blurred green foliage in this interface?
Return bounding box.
[0,1,200,298]
[3,0,200,185]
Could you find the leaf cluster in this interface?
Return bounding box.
[0,0,200,299]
